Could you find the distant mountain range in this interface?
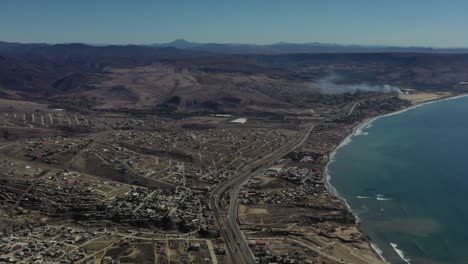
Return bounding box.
[0,41,199,57]
[154,39,468,54]
[1,40,467,55]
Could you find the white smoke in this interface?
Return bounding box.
[314,75,402,95]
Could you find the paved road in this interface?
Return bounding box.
[346,102,359,116]
[209,124,315,264]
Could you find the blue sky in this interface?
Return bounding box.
[1,0,467,47]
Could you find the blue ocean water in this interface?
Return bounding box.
[328,96,468,264]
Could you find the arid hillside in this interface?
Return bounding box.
[1,42,468,113]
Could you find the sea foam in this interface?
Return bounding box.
[390,243,411,263]
[371,243,387,262]
[376,197,392,201]
[357,195,371,199]
[376,194,392,201]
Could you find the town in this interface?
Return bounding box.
[0,90,429,263]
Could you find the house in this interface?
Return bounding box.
[266,165,283,176]
[189,242,201,251]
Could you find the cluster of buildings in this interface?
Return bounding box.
[0,224,96,263]
[241,166,328,206]
[99,128,291,189]
[21,136,90,166]
[104,186,208,232]
[3,168,208,232]
[248,240,314,264]
[264,166,322,184]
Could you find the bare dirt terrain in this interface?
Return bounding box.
[399,92,452,104]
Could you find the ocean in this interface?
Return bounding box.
[327,95,468,264]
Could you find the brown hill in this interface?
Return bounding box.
[1,42,468,114]
[48,64,306,113]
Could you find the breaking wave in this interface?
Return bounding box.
[390,243,411,263]
[376,194,392,201]
[357,195,372,199]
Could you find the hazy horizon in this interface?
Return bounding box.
[2,38,468,49]
[2,1,467,48]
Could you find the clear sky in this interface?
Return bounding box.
[1,0,467,47]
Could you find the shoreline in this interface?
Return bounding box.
[322,93,468,263]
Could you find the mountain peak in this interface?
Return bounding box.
[159,39,200,49]
[169,39,190,44]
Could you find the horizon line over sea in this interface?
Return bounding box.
[326,94,468,264]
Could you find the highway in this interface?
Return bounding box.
[209,124,315,264]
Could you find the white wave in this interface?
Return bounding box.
[357,195,371,199]
[354,129,368,136]
[323,109,394,224]
[355,122,373,136]
[371,243,387,261]
[354,130,363,136]
[376,194,392,201]
[390,243,411,264]
[377,197,392,201]
[324,151,360,223]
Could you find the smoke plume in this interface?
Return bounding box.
[314,75,403,95]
